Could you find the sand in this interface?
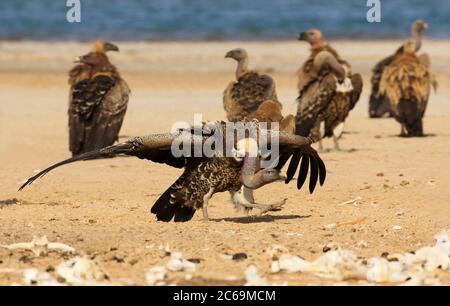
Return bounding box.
[0,40,449,285]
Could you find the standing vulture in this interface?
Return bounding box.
[379,40,432,137]
[20,122,326,222]
[224,49,275,118]
[297,31,363,150]
[68,45,130,157]
[369,20,428,118]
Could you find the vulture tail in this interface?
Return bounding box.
[18,142,134,191]
[150,176,196,223]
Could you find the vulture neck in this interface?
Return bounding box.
[412,29,423,52]
[310,39,326,50]
[235,57,249,79]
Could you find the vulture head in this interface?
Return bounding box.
[313,51,346,82]
[74,52,112,71]
[225,48,248,62]
[91,40,120,53]
[298,29,324,48]
[412,20,428,35]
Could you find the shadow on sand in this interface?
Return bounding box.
[211,214,311,224]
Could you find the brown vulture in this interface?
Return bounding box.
[297,31,363,151]
[68,45,130,157]
[223,49,279,122]
[379,40,432,137]
[369,20,428,118]
[19,122,326,222]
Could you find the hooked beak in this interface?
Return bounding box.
[104,42,119,52]
[298,32,308,41]
[73,56,82,64]
[423,23,429,29]
[225,51,234,59]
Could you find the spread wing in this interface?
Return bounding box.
[19,132,188,191]
[224,72,277,121]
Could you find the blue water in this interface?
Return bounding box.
[0,0,449,41]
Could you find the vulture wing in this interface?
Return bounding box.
[68,64,90,85]
[19,132,186,191]
[224,72,277,121]
[69,75,130,155]
[369,46,403,117]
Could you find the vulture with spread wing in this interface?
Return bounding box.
[369,20,428,118]
[296,31,363,151]
[68,44,130,157]
[20,122,326,222]
[379,40,432,137]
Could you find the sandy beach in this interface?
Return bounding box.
[0,40,449,285]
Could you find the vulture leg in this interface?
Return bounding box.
[202,188,214,221]
[333,135,341,151]
[231,188,286,215]
[318,140,324,152]
[400,124,407,137]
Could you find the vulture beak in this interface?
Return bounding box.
[298,32,308,41]
[424,23,429,29]
[225,51,234,59]
[73,56,82,64]
[104,42,120,52]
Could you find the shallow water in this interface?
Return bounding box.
[0,0,448,40]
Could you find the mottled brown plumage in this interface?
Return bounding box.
[224,48,277,122]
[20,122,326,222]
[379,40,431,137]
[369,20,428,118]
[69,52,130,156]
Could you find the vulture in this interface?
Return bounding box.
[369,20,428,118]
[68,43,130,157]
[379,40,432,137]
[224,49,277,118]
[297,30,363,150]
[19,122,326,222]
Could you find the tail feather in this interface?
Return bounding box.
[150,180,196,223]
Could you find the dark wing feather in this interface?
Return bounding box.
[309,157,319,194]
[297,155,309,190]
[296,74,337,139]
[369,46,403,118]
[69,75,117,155]
[82,78,130,153]
[230,72,277,115]
[19,134,184,191]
